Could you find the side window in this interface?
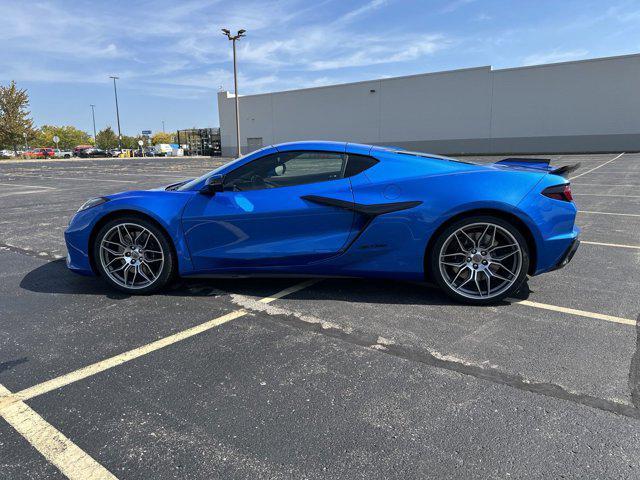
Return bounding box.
[344,154,379,178]
[224,151,346,191]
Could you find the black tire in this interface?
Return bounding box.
[93,215,176,294]
[429,215,530,305]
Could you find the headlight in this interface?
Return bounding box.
[77,197,108,212]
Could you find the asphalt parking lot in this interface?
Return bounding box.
[0,152,639,479]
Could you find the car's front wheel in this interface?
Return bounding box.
[93,216,175,294]
[430,215,529,304]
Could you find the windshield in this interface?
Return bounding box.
[176,166,226,191]
[177,150,268,191]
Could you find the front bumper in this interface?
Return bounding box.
[64,219,97,276]
[551,237,580,271]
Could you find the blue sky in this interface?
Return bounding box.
[3,0,640,135]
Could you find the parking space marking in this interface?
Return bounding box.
[0,189,58,198]
[579,210,640,217]
[574,193,640,198]
[0,174,138,184]
[507,299,637,326]
[572,183,638,187]
[0,183,56,189]
[569,152,625,179]
[0,383,117,480]
[0,280,318,411]
[582,240,640,250]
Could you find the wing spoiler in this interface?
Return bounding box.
[493,158,581,177]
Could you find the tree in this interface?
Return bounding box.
[151,131,172,145]
[120,135,136,149]
[95,126,118,149]
[35,125,92,150]
[0,81,35,154]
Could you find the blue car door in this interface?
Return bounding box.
[182,149,355,271]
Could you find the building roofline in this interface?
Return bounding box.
[221,66,490,99]
[220,52,640,100]
[494,51,640,72]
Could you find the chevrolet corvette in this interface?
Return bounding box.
[65,141,580,304]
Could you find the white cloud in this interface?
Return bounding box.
[309,35,448,70]
[475,13,492,21]
[338,0,388,24]
[440,0,476,14]
[0,0,450,100]
[522,49,589,66]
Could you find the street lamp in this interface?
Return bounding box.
[222,28,246,157]
[109,76,122,149]
[90,104,97,143]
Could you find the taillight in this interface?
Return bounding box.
[542,183,573,202]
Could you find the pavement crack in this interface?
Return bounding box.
[237,296,640,421]
[629,313,640,408]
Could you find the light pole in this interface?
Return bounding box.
[222,28,245,157]
[109,76,122,149]
[162,120,165,133]
[90,104,97,143]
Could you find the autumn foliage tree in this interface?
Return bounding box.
[151,131,173,144]
[35,125,92,150]
[0,81,34,154]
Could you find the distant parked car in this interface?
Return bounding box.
[53,148,73,159]
[0,149,16,157]
[73,145,93,156]
[25,148,55,159]
[77,148,107,158]
[106,148,123,158]
[153,144,174,156]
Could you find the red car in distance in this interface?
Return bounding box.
[25,148,55,159]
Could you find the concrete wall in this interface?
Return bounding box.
[218,54,640,156]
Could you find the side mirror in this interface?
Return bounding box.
[201,174,225,195]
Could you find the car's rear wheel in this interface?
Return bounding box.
[430,215,529,304]
[93,216,175,294]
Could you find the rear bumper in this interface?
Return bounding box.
[551,237,580,271]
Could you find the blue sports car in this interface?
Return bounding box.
[65,141,580,304]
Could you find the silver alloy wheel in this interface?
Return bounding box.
[438,222,523,300]
[99,222,164,290]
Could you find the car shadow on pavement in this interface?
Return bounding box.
[20,259,533,306]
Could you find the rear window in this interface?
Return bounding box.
[344,154,378,177]
[395,150,476,165]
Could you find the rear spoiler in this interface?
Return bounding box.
[494,158,581,178]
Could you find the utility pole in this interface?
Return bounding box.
[162,120,165,133]
[90,104,97,143]
[109,76,122,149]
[222,28,246,157]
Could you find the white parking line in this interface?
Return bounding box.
[0,383,117,480]
[572,183,638,187]
[0,280,317,409]
[0,174,137,184]
[569,152,625,180]
[0,280,317,479]
[582,240,640,250]
[574,193,640,198]
[578,210,640,218]
[0,189,58,198]
[0,183,56,189]
[507,299,636,326]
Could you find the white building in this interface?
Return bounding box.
[217,53,640,157]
